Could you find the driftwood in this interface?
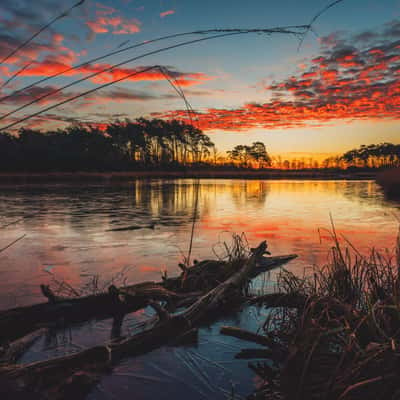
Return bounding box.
[235,348,274,359]
[0,283,151,344]
[220,326,287,363]
[220,326,275,347]
[164,254,297,292]
[0,328,47,365]
[0,254,296,345]
[1,241,273,399]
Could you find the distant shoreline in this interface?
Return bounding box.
[376,168,400,198]
[0,169,378,183]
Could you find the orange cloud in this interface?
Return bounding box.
[18,60,214,87]
[160,10,175,18]
[86,2,141,35]
[86,16,140,34]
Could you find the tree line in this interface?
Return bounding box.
[0,120,398,171]
[227,142,272,168]
[341,143,400,168]
[320,143,400,170]
[0,119,216,171]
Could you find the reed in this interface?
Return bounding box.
[253,225,400,400]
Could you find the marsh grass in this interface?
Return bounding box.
[259,226,400,400]
[212,232,251,266]
[45,265,132,298]
[44,233,254,299]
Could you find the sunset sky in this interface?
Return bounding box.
[0,0,399,160]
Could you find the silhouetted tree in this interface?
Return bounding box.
[227,142,271,168]
[0,118,215,171]
[340,143,400,169]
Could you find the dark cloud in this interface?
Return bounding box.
[2,84,179,107]
[0,33,56,64]
[0,0,63,24]
[97,87,175,101]
[0,0,88,65]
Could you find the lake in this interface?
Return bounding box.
[0,179,399,399]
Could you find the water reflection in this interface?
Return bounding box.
[229,180,270,207]
[0,179,399,310]
[1,179,400,400]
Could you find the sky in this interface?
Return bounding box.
[0,0,399,160]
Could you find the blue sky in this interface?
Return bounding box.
[0,0,399,159]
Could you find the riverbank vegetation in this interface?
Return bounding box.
[0,120,399,173]
[221,226,400,400]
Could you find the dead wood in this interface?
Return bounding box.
[254,254,297,275]
[170,328,199,346]
[1,345,111,400]
[220,326,275,347]
[1,241,270,399]
[0,284,146,344]
[0,282,195,344]
[0,328,47,364]
[220,326,287,363]
[235,348,274,359]
[0,254,296,345]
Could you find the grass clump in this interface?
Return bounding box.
[255,226,400,400]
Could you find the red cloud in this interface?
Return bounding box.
[0,28,79,71]
[154,27,400,132]
[160,10,175,18]
[86,3,141,35]
[86,16,140,34]
[17,60,214,87]
[0,34,59,65]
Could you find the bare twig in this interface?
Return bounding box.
[0,27,310,131]
[0,0,86,67]
[0,234,26,254]
[0,25,309,106]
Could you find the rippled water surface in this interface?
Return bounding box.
[0,179,399,399]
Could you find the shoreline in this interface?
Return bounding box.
[0,169,378,183]
[376,168,400,198]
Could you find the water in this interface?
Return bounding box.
[0,179,399,399]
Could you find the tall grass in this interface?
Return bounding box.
[260,227,400,400]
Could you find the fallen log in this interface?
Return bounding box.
[220,326,275,347]
[0,328,47,364]
[0,284,146,344]
[235,348,274,359]
[163,254,297,293]
[1,241,270,399]
[2,345,111,400]
[220,326,287,363]
[0,281,201,344]
[253,254,297,275]
[0,254,297,344]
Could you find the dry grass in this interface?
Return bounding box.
[45,265,132,298]
[45,233,255,298]
[256,226,400,400]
